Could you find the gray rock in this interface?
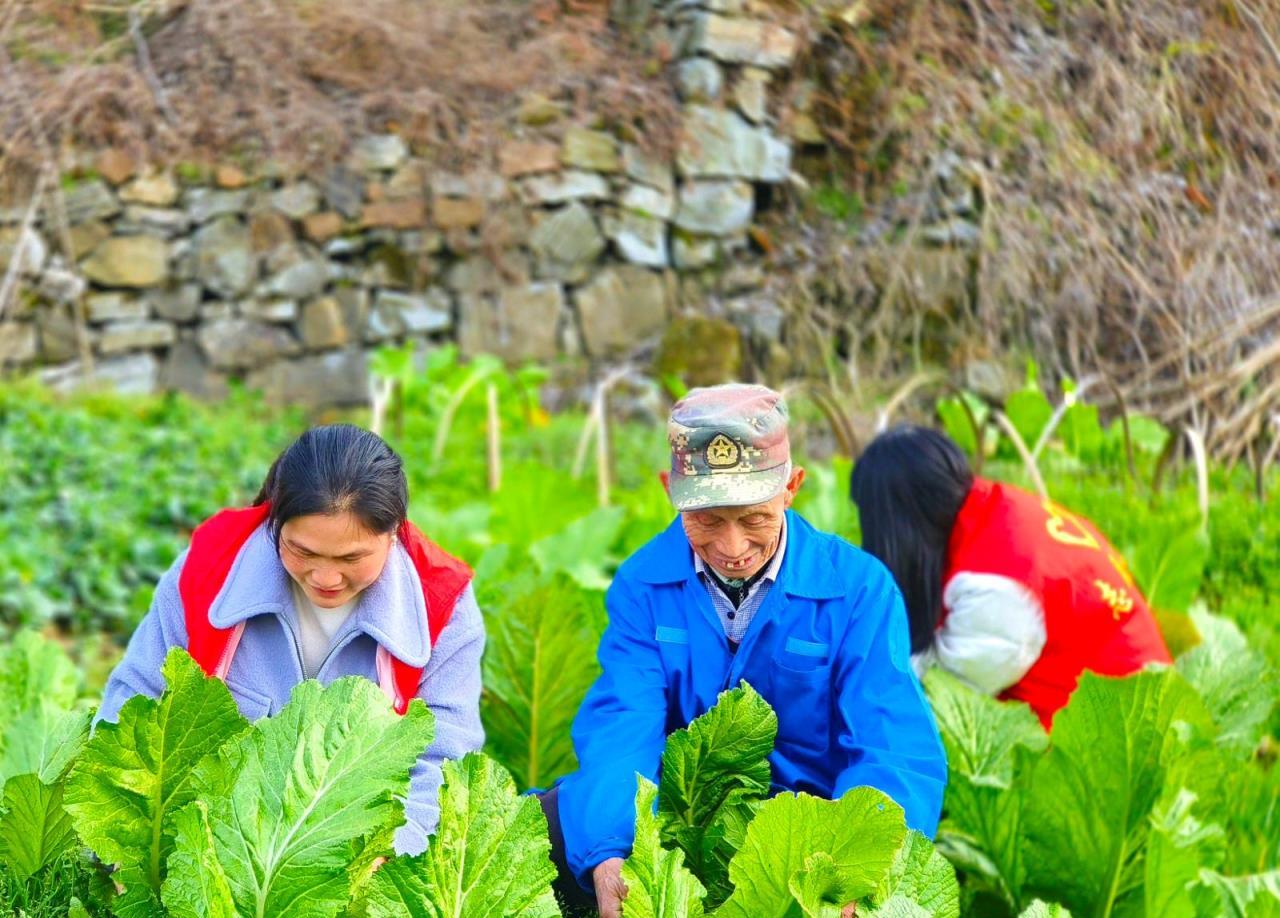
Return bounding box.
[692,13,798,68]
[561,128,620,172]
[324,235,366,258]
[621,184,676,221]
[529,203,606,283]
[271,182,321,220]
[87,292,148,322]
[727,294,785,339]
[120,173,179,207]
[245,349,369,407]
[518,171,611,205]
[184,188,250,224]
[62,180,121,224]
[200,300,235,321]
[193,218,256,297]
[321,166,366,220]
[674,180,754,235]
[98,320,176,354]
[334,287,370,337]
[372,289,452,336]
[350,134,408,172]
[51,353,159,396]
[261,259,329,299]
[676,58,723,103]
[118,206,191,237]
[722,262,766,295]
[431,171,508,202]
[35,305,83,362]
[160,339,229,400]
[574,265,668,356]
[198,318,299,370]
[150,283,203,323]
[446,254,530,295]
[733,68,769,123]
[82,236,169,288]
[300,296,349,349]
[673,234,720,268]
[922,217,981,247]
[622,144,675,192]
[0,226,48,275]
[678,106,791,180]
[240,299,299,322]
[37,267,86,306]
[604,211,668,268]
[458,282,564,362]
[0,323,37,365]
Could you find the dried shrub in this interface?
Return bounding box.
[774,0,1280,464]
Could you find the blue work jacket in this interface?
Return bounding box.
[556,510,947,884]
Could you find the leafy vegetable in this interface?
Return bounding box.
[362,753,558,918]
[658,683,776,906]
[621,778,706,918]
[161,676,434,918]
[1176,607,1278,758]
[65,649,249,916]
[481,573,605,789]
[0,774,78,881]
[716,788,908,918]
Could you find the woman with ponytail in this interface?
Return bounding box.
[99,424,484,854]
[851,425,1170,728]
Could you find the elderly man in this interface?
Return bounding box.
[542,384,946,917]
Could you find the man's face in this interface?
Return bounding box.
[675,467,805,581]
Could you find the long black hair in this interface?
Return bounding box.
[254,424,408,538]
[850,425,973,654]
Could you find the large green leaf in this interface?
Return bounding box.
[481,574,602,789]
[716,788,908,918]
[1143,789,1225,918]
[1018,902,1072,918]
[621,777,706,918]
[924,669,1046,909]
[1176,608,1278,759]
[658,683,776,906]
[1190,869,1280,918]
[65,649,248,913]
[163,677,434,918]
[0,632,80,731]
[0,774,78,880]
[1021,669,1218,917]
[529,506,627,591]
[1130,528,1208,614]
[155,801,236,918]
[790,851,855,918]
[362,753,559,918]
[1,707,91,787]
[864,831,960,918]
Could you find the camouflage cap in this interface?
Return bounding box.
[667,383,791,512]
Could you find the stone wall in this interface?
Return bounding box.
[0,2,802,406]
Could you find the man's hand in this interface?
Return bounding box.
[593,856,628,918]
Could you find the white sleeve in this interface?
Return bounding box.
[934,572,1046,695]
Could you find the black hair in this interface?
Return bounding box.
[254,424,408,538]
[849,425,974,654]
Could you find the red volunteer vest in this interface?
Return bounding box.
[944,478,1171,727]
[180,504,473,714]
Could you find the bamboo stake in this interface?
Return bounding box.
[994,409,1048,499]
[486,382,501,494]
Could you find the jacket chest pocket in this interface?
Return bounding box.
[768,638,832,754]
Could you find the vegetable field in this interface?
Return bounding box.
[0,355,1276,917]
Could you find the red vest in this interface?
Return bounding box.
[179,504,472,714]
[944,478,1171,727]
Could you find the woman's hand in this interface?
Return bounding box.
[841,903,858,917]
[593,856,628,918]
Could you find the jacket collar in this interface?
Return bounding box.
[630,510,844,600]
[207,523,432,667]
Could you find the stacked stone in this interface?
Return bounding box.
[0,0,806,406]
